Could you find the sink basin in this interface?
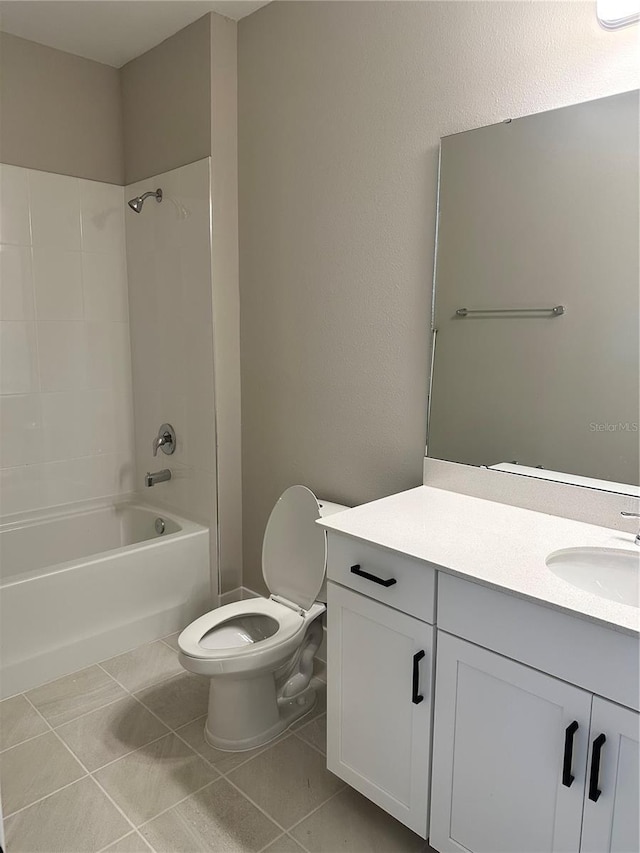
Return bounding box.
[546,547,639,607]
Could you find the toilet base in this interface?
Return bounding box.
[204,681,318,752]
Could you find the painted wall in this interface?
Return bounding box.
[126,158,219,598]
[0,165,134,516]
[0,33,124,185]
[210,14,243,595]
[238,1,640,593]
[121,15,212,185]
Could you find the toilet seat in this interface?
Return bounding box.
[179,486,333,678]
[178,598,325,676]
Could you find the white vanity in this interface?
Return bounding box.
[319,486,640,852]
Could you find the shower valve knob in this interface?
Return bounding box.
[152,424,176,456]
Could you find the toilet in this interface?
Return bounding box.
[178,485,347,751]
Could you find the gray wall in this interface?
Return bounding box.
[0,32,123,184]
[238,0,640,594]
[210,14,244,594]
[121,15,212,184]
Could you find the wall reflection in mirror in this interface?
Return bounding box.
[427,90,639,493]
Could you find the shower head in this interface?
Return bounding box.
[127,188,163,213]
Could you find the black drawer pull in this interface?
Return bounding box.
[350,564,397,587]
[412,650,425,704]
[562,721,579,787]
[588,734,606,802]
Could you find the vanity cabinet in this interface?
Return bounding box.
[326,533,436,839]
[581,697,639,853]
[430,633,640,853]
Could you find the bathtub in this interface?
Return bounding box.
[0,498,210,698]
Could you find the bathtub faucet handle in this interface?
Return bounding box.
[153,424,176,456]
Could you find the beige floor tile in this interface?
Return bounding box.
[101,831,153,852]
[262,834,308,853]
[290,679,326,731]
[26,665,127,727]
[313,658,327,682]
[4,777,131,853]
[134,672,209,730]
[0,731,85,815]
[57,696,169,770]
[101,641,183,692]
[140,778,280,853]
[176,716,288,774]
[295,714,326,755]
[291,787,424,853]
[94,733,218,825]
[0,693,48,751]
[160,632,180,652]
[228,735,344,829]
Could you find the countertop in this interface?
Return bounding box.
[318,486,640,637]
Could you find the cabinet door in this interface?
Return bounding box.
[430,633,592,853]
[581,697,639,853]
[327,582,433,838]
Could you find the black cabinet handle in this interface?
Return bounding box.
[588,734,606,802]
[412,650,425,704]
[350,564,397,587]
[562,721,579,787]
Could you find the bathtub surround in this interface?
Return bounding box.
[1,11,242,595]
[125,158,219,595]
[0,165,135,516]
[237,0,640,595]
[0,32,124,185]
[121,11,242,595]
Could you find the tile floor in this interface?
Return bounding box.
[1,636,435,853]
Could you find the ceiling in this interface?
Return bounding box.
[0,1,272,67]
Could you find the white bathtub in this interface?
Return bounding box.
[0,498,210,698]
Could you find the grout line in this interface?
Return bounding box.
[20,692,139,840]
[134,777,220,832]
[2,775,91,820]
[95,636,179,667]
[256,832,286,853]
[85,730,171,774]
[285,832,313,853]
[220,775,290,835]
[51,728,139,837]
[0,726,53,755]
[49,693,130,731]
[291,728,327,761]
[95,830,131,853]
[284,786,345,841]
[96,828,152,853]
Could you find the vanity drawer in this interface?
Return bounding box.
[326,532,435,624]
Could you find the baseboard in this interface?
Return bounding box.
[218,586,261,606]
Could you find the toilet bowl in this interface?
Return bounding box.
[178,485,347,751]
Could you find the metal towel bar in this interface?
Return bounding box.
[455,305,565,317]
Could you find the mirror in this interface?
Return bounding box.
[427,90,639,494]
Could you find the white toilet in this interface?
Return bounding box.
[178,485,347,751]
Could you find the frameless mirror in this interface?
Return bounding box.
[427,90,639,495]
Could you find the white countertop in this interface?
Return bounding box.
[318,486,640,637]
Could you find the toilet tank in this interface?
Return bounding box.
[317,498,350,603]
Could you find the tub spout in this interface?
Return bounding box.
[145,469,171,487]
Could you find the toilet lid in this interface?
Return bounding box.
[262,485,326,611]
